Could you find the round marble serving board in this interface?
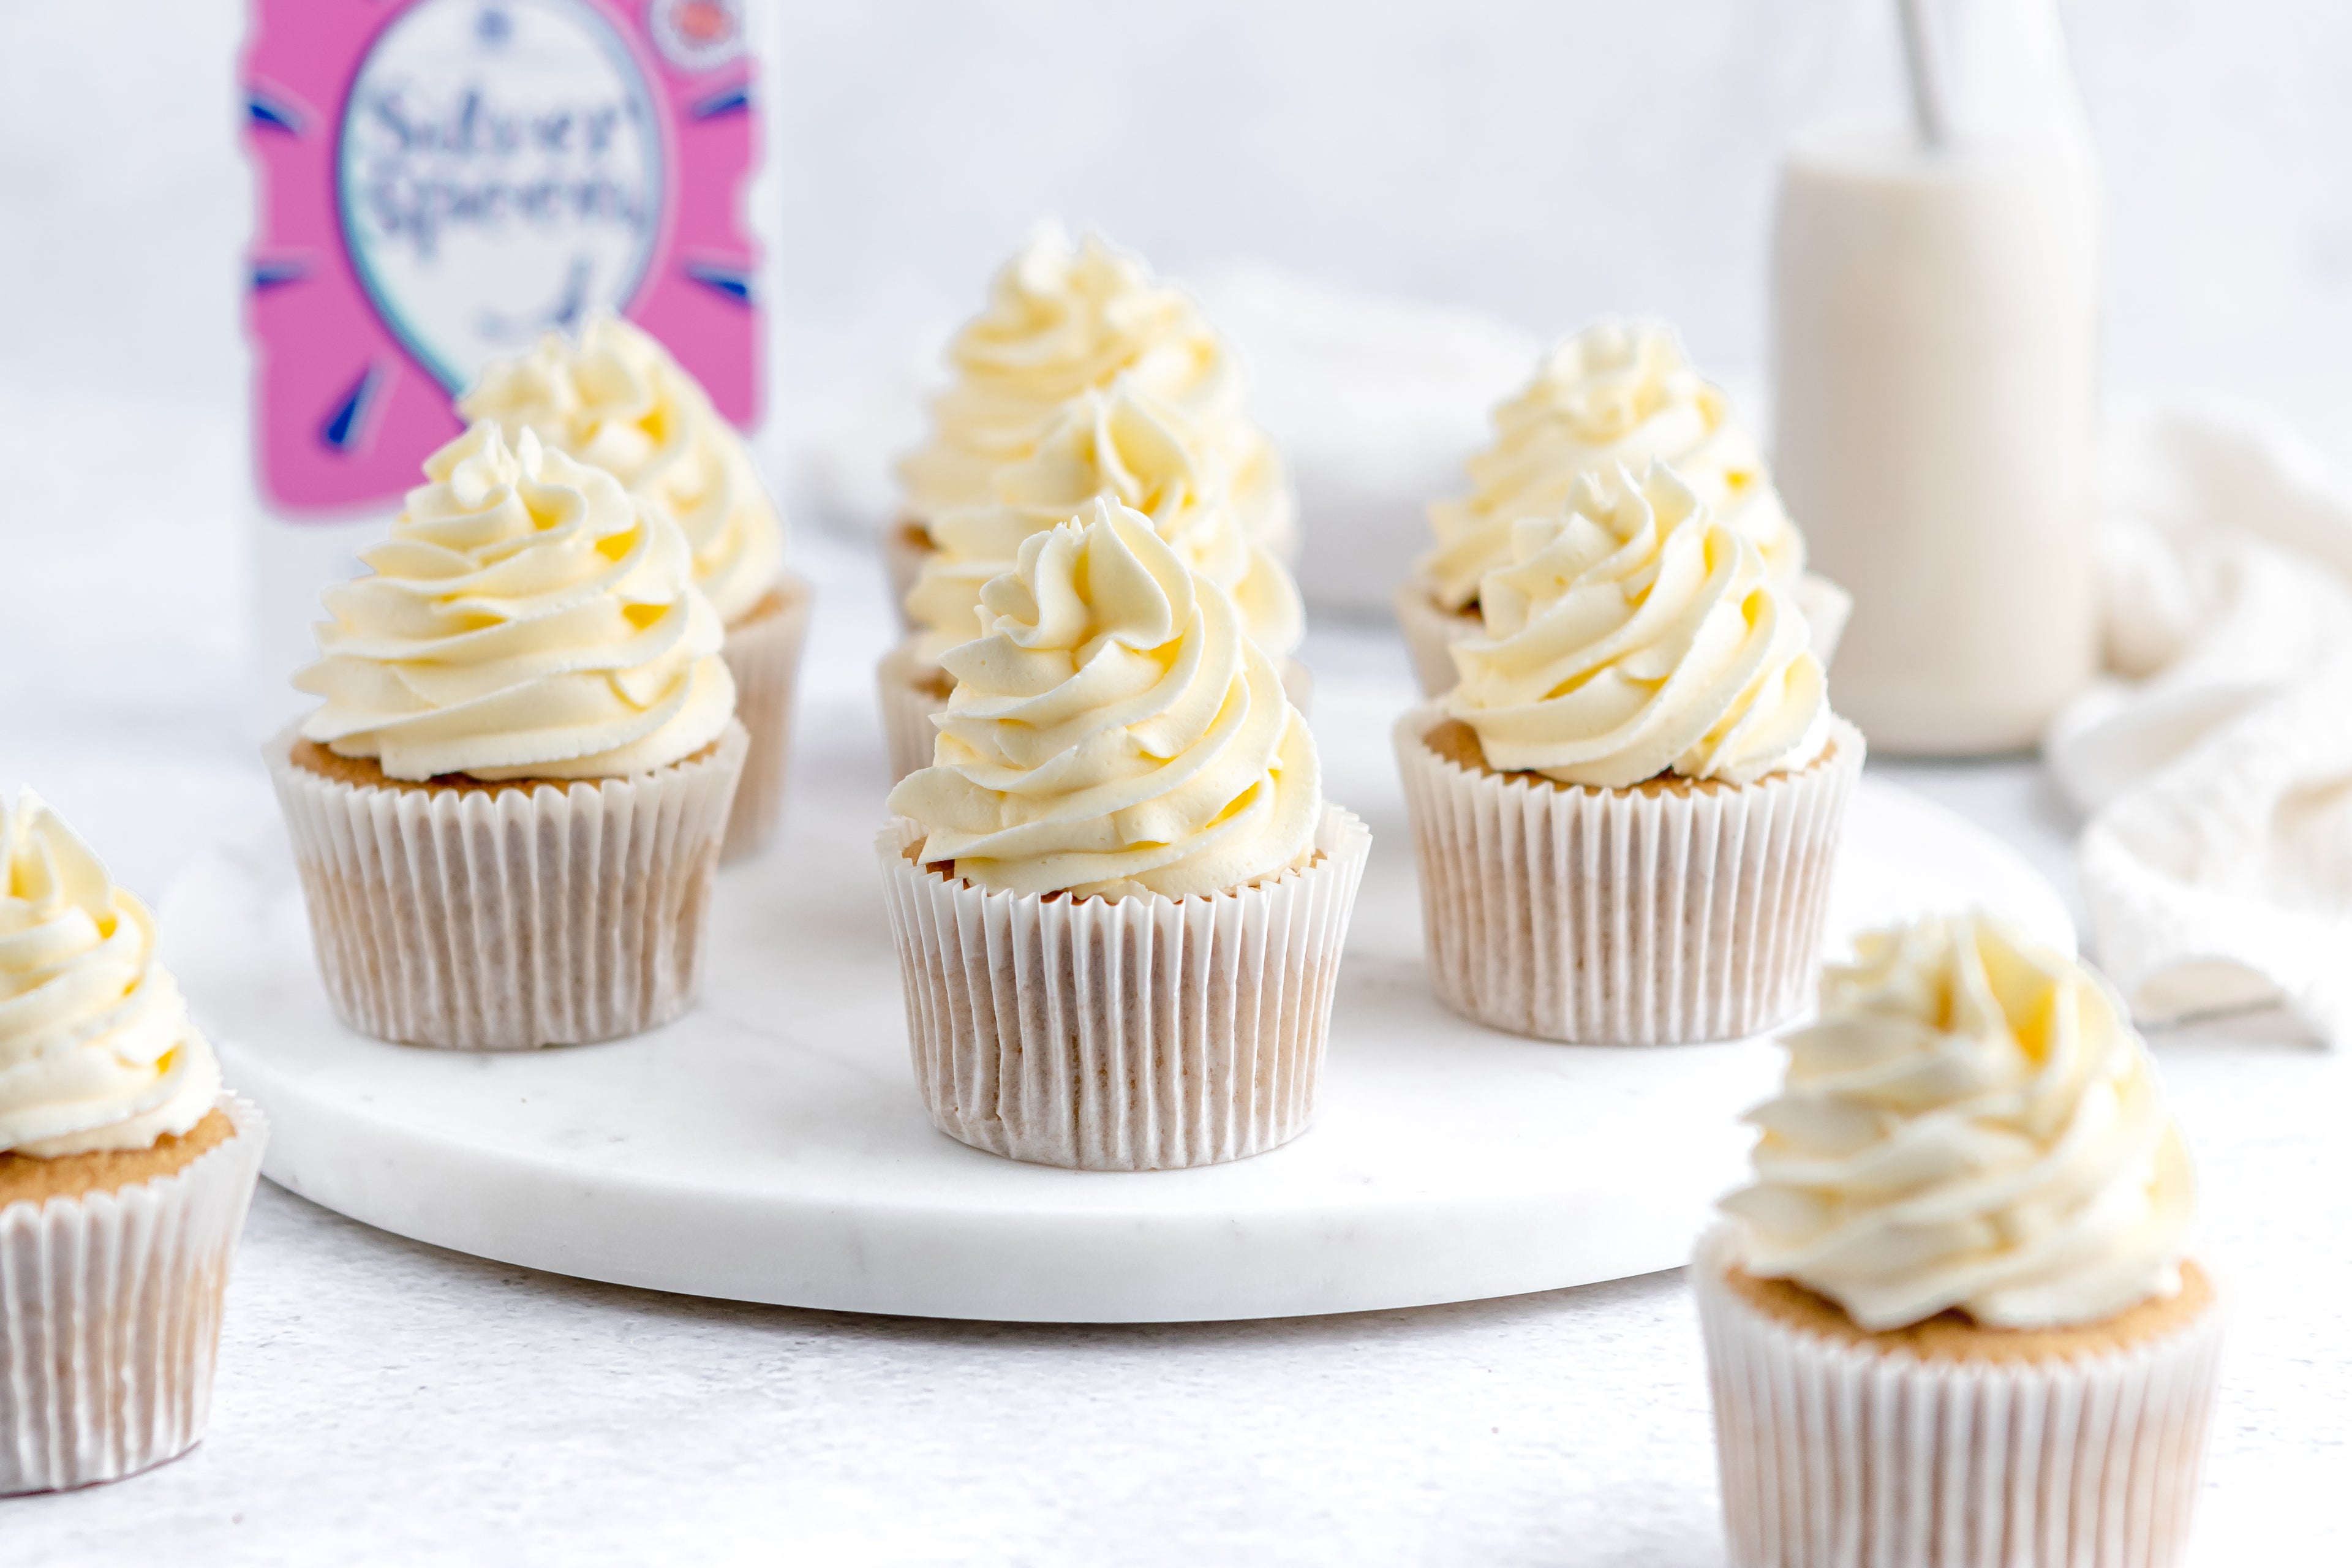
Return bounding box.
[168,682,2072,1324]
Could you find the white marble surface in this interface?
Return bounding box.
[24,3,2352,459]
[5,3,2350,1551]
[0,527,2342,1562]
[173,700,2068,1324]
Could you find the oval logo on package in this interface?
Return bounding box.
[245,0,760,514]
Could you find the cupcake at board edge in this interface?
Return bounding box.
[1395,459,1863,1046]
[267,421,747,1050]
[1,788,268,1494]
[461,310,810,861]
[876,497,1369,1171]
[1696,911,2222,1568]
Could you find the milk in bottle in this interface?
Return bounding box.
[1771,0,2101,753]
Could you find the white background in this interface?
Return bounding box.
[13,0,2352,843]
[2,4,2347,1564]
[10,1,2352,458]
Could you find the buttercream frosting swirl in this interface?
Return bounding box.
[460,312,786,625]
[296,421,736,782]
[904,377,1303,666]
[0,790,222,1158]
[898,224,1295,557]
[1444,463,1825,787]
[1423,319,1804,611]
[889,498,1321,900]
[1722,913,2196,1332]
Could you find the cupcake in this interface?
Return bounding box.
[462,311,809,862]
[1395,462,1862,1045]
[880,375,1308,782]
[1401,318,1850,695]
[891,222,1297,615]
[1,790,266,1493]
[1698,912,2222,1568]
[878,499,1368,1170]
[270,421,748,1050]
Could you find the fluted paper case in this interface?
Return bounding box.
[878,807,1371,1170]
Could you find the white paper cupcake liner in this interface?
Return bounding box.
[1692,1226,2225,1568]
[719,573,815,864]
[266,722,748,1050]
[2,1094,268,1495]
[876,805,1373,1170]
[881,519,930,628]
[1393,575,1477,698]
[881,648,1316,787]
[1395,707,1863,1045]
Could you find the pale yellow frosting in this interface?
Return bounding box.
[0,790,221,1158]
[460,312,786,625]
[1423,320,1804,611]
[898,224,1295,557]
[889,499,1321,900]
[296,422,736,782]
[904,376,1303,665]
[1444,464,1825,788]
[1722,913,2196,1332]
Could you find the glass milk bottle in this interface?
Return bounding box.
[1772,0,2101,754]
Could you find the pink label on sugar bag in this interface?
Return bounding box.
[244,0,761,515]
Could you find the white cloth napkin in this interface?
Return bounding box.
[2051,404,2352,1046]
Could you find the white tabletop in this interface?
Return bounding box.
[3,524,2345,1567]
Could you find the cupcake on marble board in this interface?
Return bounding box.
[461,311,810,862]
[879,375,1309,782]
[1697,912,2222,1568]
[1400,318,1850,695]
[1,790,267,1494]
[1395,462,1863,1045]
[268,421,747,1050]
[878,499,1368,1170]
[889,222,1297,612]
